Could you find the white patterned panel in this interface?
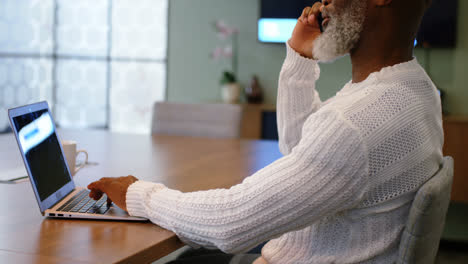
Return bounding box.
[56,0,109,57]
[55,59,107,128]
[0,0,54,54]
[110,61,166,134]
[0,58,53,131]
[111,0,168,60]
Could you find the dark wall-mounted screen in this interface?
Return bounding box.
[416,0,458,48]
[260,0,318,19]
[259,0,458,48]
[259,0,319,43]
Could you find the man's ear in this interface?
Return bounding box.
[374,0,392,7]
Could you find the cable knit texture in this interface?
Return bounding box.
[126,42,443,263]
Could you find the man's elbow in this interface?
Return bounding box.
[279,141,292,156]
[217,241,251,255]
[215,232,258,254]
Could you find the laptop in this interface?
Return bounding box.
[8,101,146,221]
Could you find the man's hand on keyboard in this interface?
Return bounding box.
[87,176,138,212]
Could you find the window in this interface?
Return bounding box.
[0,0,168,134]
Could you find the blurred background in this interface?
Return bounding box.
[1,0,466,134]
[0,0,467,261]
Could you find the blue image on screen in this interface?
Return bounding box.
[258,18,297,43]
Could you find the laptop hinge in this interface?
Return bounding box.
[49,188,78,210]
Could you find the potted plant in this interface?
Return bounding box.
[220,71,241,104]
[211,20,241,104]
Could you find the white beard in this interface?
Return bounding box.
[313,0,367,62]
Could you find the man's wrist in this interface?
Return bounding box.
[126,181,166,217]
[288,40,316,60]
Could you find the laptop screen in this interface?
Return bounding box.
[12,109,71,201]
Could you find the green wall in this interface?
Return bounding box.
[167,0,468,115]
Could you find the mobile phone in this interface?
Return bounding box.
[317,12,324,33]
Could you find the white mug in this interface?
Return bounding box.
[62,140,88,176]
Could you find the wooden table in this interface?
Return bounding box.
[0,130,282,263]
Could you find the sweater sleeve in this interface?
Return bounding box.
[277,41,322,156]
[126,110,369,254]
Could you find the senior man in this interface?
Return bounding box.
[89,0,442,263]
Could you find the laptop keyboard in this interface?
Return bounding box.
[57,189,110,214]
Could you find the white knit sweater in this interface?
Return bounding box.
[126,43,443,263]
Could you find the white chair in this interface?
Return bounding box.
[397,156,454,264]
[151,102,243,138]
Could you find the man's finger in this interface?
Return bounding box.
[305,2,322,28]
[100,177,113,182]
[87,179,101,190]
[300,7,311,22]
[301,7,311,18]
[88,180,107,200]
[308,14,316,25]
[89,188,103,200]
[310,2,322,17]
[87,177,109,191]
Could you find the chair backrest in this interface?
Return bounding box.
[151,102,243,138]
[397,156,454,264]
